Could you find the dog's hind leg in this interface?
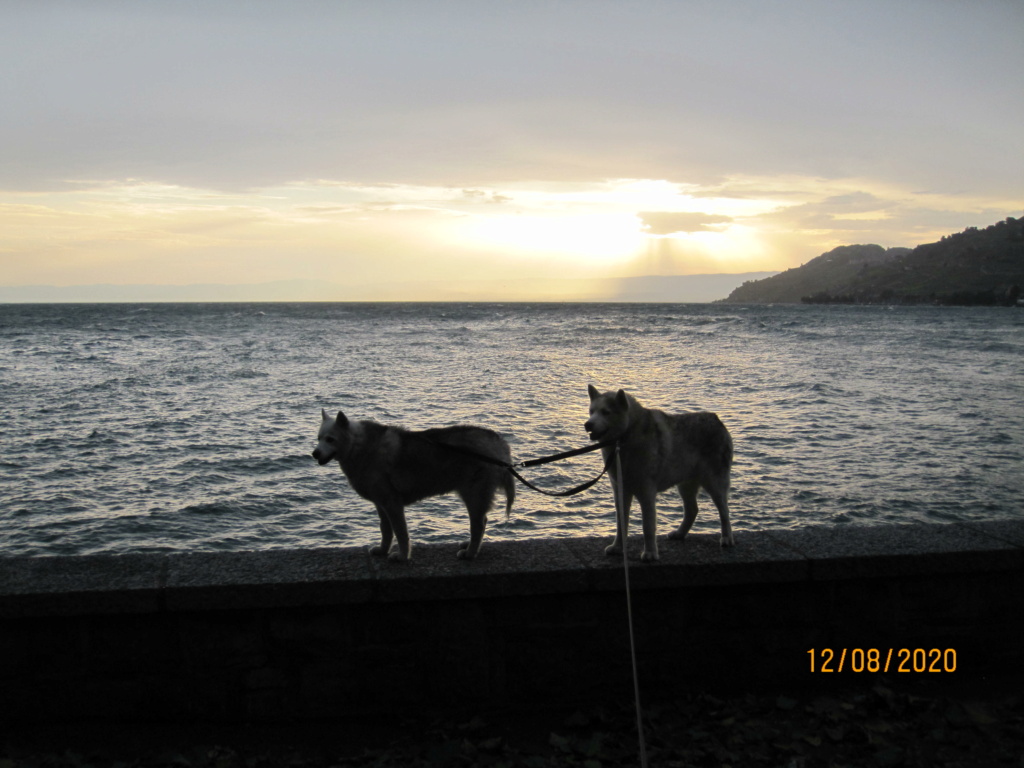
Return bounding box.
[457,485,495,560]
[370,503,395,558]
[705,478,735,548]
[669,480,700,542]
[458,511,488,560]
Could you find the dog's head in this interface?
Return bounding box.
[585,385,632,441]
[312,409,353,465]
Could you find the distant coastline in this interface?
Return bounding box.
[0,272,778,304]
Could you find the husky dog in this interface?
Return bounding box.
[313,409,515,561]
[585,385,735,562]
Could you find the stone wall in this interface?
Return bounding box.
[1,521,1022,723]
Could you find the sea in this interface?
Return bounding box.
[1,302,1021,558]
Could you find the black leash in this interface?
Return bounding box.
[508,447,615,497]
[422,436,617,497]
[517,439,616,468]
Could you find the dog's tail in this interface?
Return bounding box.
[502,470,515,521]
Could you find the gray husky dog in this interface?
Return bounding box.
[313,409,515,561]
[585,385,735,562]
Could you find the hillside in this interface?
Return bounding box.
[721,216,1024,305]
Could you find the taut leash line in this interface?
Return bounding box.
[516,438,616,468]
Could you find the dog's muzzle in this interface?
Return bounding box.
[312,449,333,466]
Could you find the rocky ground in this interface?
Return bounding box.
[3,678,1022,767]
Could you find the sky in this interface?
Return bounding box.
[1,0,1021,301]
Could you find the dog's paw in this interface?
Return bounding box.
[456,549,477,561]
[604,543,623,556]
[668,529,686,541]
[370,545,387,557]
[720,532,736,548]
[387,551,409,563]
[640,550,660,563]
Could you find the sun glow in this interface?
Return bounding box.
[468,211,644,267]
[454,178,775,272]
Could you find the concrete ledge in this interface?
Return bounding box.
[0,552,166,617]
[1,522,1020,618]
[1,521,1021,723]
[164,547,377,611]
[762,521,1024,580]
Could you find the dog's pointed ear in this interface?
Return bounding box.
[588,384,600,401]
[615,389,629,409]
[335,411,349,429]
[321,408,329,421]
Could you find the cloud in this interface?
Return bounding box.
[761,191,891,230]
[463,189,512,204]
[639,212,733,235]
[1,2,1021,198]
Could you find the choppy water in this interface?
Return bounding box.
[1,302,1021,557]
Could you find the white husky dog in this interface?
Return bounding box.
[584,386,735,561]
[313,410,515,562]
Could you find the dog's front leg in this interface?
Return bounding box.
[374,502,411,562]
[370,504,395,558]
[605,483,633,556]
[638,494,660,562]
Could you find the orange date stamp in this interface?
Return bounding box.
[808,648,957,674]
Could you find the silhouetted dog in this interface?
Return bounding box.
[585,386,734,561]
[313,409,514,561]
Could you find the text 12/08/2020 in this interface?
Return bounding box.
[808,648,957,674]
